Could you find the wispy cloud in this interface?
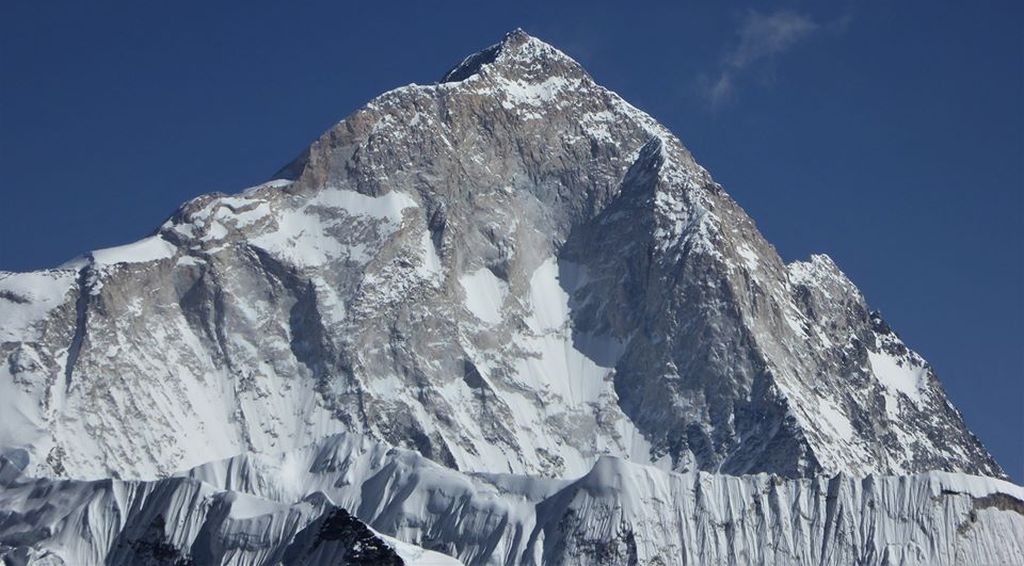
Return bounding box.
[705,10,819,108]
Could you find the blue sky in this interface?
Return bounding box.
[1,1,1021,479]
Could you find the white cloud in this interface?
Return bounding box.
[706,10,819,107]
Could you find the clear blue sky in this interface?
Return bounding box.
[1,1,1021,479]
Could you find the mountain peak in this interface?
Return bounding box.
[440,28,586,84]
[501,26,532,45]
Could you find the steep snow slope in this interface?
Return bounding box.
[0,29,1005,483]
[0,452,463,566]
[2,433,1020,566]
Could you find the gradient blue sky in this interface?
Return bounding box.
[1,1,1021,479]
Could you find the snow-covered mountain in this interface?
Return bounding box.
[0,29,1017,565]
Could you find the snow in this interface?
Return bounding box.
[250,188,418,268]
[379,533,465,566]
[519,258,605,406]
[787,254,864,304]
[310,186,417,226]
[229,202,271,227]
[816,400,855,440]
[580,110,616,144]
[0,447,469,565]
[89,234,177,265]
[175,255,203,267]
[868,347,929,420]
[0,270,76,341]
[416,230,443,280]
[869,349,927,407]
[237,178,293,196]
[783,311,807,335]
[6,432,1018,566]
[459,268,508,324]
[202,221,228,242]
[736,243,760,271]
[0,353,49,455]
[497,76,580,109]
[511,332,611,409]
[513,258,626,415]
[223,490,288,519]
[526,257,570,332]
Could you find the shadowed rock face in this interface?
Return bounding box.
[0,29,1005,482]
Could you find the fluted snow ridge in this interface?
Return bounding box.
[4,433,1018,565]
[0,450,462,566]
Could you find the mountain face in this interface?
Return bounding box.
[0,29,1001,482]
[0,29,1017,565]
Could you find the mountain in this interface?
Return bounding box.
[0,29,1018,565]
